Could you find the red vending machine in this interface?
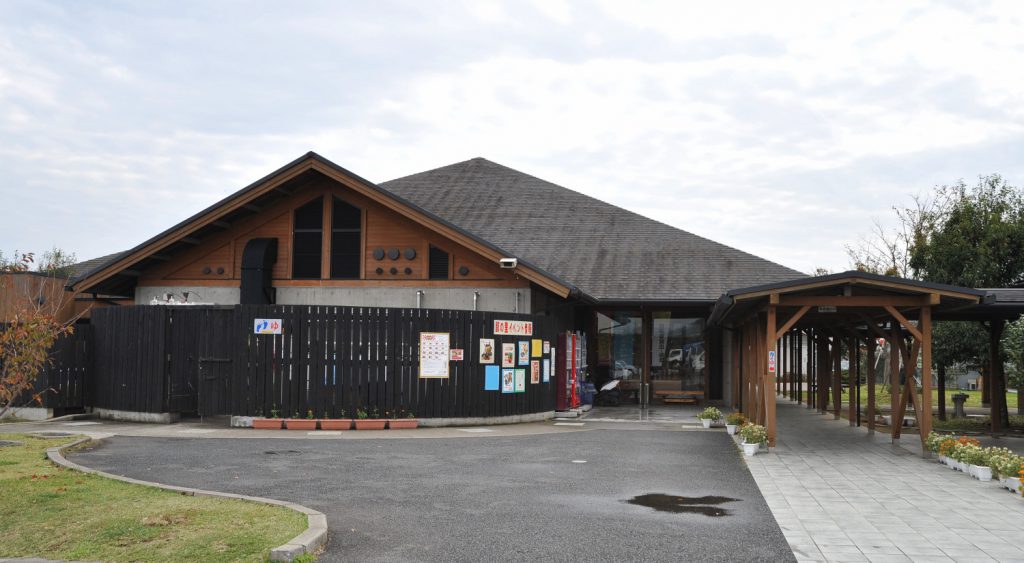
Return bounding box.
[556,332,583,411]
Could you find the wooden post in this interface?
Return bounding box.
[990,319,1006,435]
[732,330,741,410]
[867,338,876,434]
[889,327,901,443]
[766,305,777,447]
[832,337,841,420]
[848,335,856,426]
[938,364,946,421]
[920,305,933,449]
[797,331,803,405]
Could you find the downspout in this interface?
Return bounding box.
[473,291,480,311]
[416,290,424,309]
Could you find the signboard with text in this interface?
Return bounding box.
[493,319,533,336]
[254,319,282,335]
[768,350,777,374]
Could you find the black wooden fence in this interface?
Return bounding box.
[89,305,560,419]
[5,324,92,412]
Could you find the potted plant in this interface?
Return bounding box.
[697,406,722,429]
[286,408,318,431]
[725,412,746,435]
[320,409,353,431]
[252,405,284,430]
[354,406,387,430]
[739,423,766,457]
[938,435,958,468]
[388,406,419,429]
[964,445,991,481]
[989,450,1022,493]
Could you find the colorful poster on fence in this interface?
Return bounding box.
[493,319,533,336]
[485,365,500,391]
[501,369,514,393]
[543,341,550,354]
[543,359,550,382]
[517,341,530,365]
[514,368,526,392]
[530,360,540,384]
[449,349,464,361]
[531,339,542,357]
[419,332,450,379]
[479,339,495,363]
[502,343,515,367]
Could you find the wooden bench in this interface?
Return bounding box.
[651,380,704,404]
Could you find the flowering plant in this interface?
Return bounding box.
[726,412,747,426]
[937,435,959,457]
[949,436,981,462]
[697,406,722,421]
[739,423,767,445]
[987,449,1023,478]
[924,431,946,453]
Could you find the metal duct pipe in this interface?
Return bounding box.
[416,290,424,309]
[473,291,480,311]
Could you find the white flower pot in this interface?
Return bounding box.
[975,466,992,482]
[701,418,712,428]
[726,424,737,435]
[742,442,759,457]
[958,460,968,472]
[969,464,980,478]
[1005,477,1021,494]
[937,455,946,464]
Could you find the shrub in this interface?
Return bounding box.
[697,406,722,421]
[924,431,946,453]
[739,423,767,445]
[987,449,1023,478]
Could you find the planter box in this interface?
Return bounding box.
[354,419,387,430]
[320,419,353,430]
[252,418,283,430]
[389,419,419,430]
[285,419,318,431]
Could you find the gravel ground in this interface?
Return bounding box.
[69,427,793,563]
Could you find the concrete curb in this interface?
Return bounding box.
[46,437,327,562]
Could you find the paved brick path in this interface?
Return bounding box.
[745,399,1024,563]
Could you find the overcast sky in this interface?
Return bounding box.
[2,1,1023,275]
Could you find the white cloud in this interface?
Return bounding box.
[0,0,1023,277]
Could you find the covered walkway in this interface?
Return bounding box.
[748,399,1024,563]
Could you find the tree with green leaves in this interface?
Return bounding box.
[849,174,1024,428]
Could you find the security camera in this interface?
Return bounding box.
[499,258,518,269]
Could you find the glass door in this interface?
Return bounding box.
[596,311,644,404]
[651,312,706,395]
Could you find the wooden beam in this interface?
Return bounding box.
[890,326,902,443]
[243,203,262,213]
[884,305,923,341]
[149,254,171,262]
[180,237,201,245]
[775,305,811,340]
[780,295,932,307]
[848,336,856,426]
[212,220,232,229]
[832,336,841,420]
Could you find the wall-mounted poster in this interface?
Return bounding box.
[501,368,514,393]
[514,368,526,392]
[530,360,540,384]
[493,319,533,336]
[502,343,515,367]
[479,339,495,364]
[543,341,550,354]
[419,332,450,379]
[517,341,530,366]
[543,359,550,382]
[450,349,464,361]
[485,365,500,391]
[531,339,542,358]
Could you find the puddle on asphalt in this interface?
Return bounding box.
[626,493,740,517]
[263,450,302,455]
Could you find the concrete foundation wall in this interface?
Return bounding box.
[1,407,53,421]
[95,407,180,424]
[135,286,241,305]
[275,286,530,313]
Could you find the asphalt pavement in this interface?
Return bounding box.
[69,425,793,562]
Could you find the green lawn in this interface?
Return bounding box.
[0,433,308,562]
[786,387,1016,409]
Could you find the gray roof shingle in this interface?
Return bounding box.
[380,158,805,301]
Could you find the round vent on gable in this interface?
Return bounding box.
[373,248,385,260]
[458,266,470,276]
[388,248,400,260]
[404,248,416,260]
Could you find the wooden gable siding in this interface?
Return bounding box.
[138,174,525,288]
